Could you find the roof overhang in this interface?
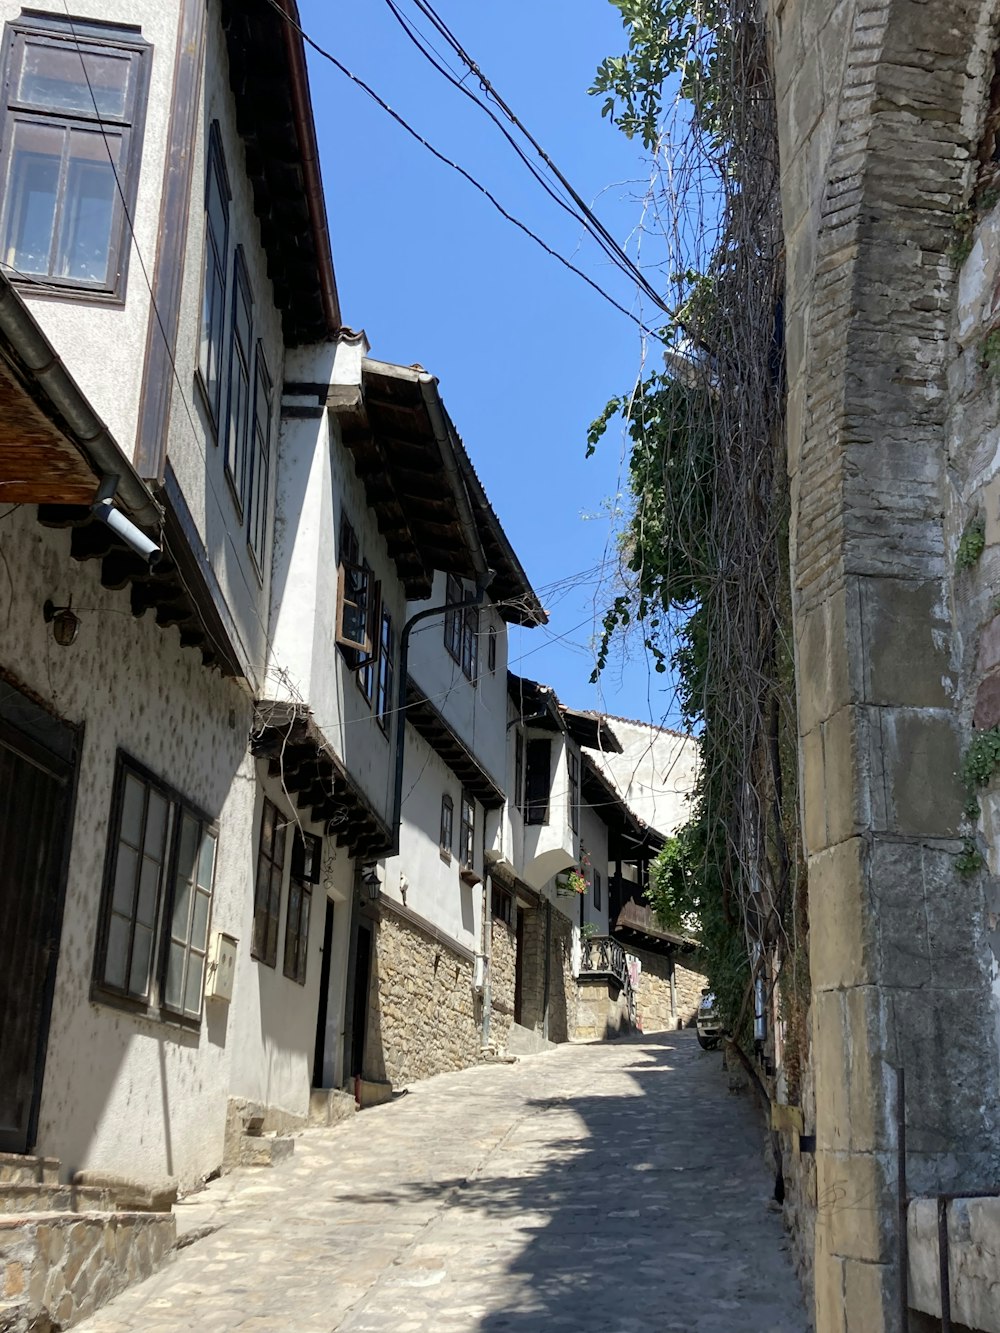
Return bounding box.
[330,359,545,623]
[221,0,340,343]
[506,673,563,731]
[559,705,623,753]
[251,701,393,858]
[405,678,504,808]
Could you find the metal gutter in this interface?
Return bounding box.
[0,272,160,531]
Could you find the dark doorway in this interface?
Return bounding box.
[514,907,525,1025]
[349,922,372,1079]
[0,697,79,1154]
[312,899,335,1088]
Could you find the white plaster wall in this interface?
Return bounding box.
[406,571,509,787]
[590,720,698,836]
[165,0,287,690]
[1,0,180,455]
[381,727,482,954]
[226,770,354,1111]
[579,800,610,936]
[519,730,578,889]
[267,340,406,826]
[0,507,251,1188]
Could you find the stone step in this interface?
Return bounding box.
[238,1133,295,1168]
[308,1088,357,1128]
[0,1156,59,1188]
[0,1183,113,1216]
[504,1022,557,1056]
[356,1078,392,1109]
[0,1210,175,1330]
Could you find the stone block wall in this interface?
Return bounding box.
[769,0,1000,1326]
[573,976,631,1041]
[674,962,706,1024]
[518,903,576,1043]
[490,918,516,1048]
[622,946,706,1032]
[363,908,480,1086]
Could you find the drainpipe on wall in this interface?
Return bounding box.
[481,871,493,1048]
[542,900,552,1041]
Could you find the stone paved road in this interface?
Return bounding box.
[78,1032,808,1333]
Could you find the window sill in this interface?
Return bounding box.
[12,273,127,309]
[440,848,452,865]
[90,984,201,1033]
[460,866,481,888]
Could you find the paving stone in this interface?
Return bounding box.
[75,1034,807,1332]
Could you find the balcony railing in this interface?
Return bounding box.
[580,934,636,1024]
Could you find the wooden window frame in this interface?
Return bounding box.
[444,573,463,665]
[440,793,453,862]
[92,752,217,1026]
[568,752,580,834]
[375,609,395,735]
[487,625,497,674]
[197,119,229,428]
[491,882,513,925]
[514,727,524,816]
[224,246,253,515]
[459,792,475,869]
[593,868,602,912]
[252,796,285,967]
[283,829,319,985]
[524,737,552,827]
[246,343,272,578]
[0,15,151,304]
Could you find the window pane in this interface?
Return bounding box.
[136,854,161,929]
[2,119,61,274]
[120,773,145,846]
[112,843,138,915]
[298,889,311,981]
[197,832,216,891]
[191,887,210,952]
[103,914,129,988]
[184,953,204,1015]
[128,922,153,995]
[55,128,120,283]
[18,41,131,119]
[171,873,191,942]
[144,789,168,858]
[164,941,185,1010]
[175,813,199,888]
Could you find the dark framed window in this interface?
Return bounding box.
[247,344,272,574]
[487,625,497,673]
[593,868,602,912]
[460,793,475,868]
[224,246,253,512]
[491,881,513,925]
[198,121,229,425]
[336,513,380,661]
[568,752,580,834]
[440,793,453,860]
[524,738,551,826]
[444,573,462,663]
[0,15,150,300]
[283,830,319,985]
[94,753,217,1024]
[357,559,375,702]
[462,601,479,682]
[376,610,395,733]
[252,797,285,967]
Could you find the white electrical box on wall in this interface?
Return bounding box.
[205,931,238,1002]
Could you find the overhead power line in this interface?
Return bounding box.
[263,0,669,341]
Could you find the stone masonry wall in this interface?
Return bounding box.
[518,904,576,1043]
[364,909,479,1086]
[770,0,1000,1327]
[490,918,516,1048]
[627,948,707,1032]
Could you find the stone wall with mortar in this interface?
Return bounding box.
[769,0,1000,1327]
[490,919,516,1049]
[627,949,707,1033]
[362,907,480,1086]
[518,903,576,1044]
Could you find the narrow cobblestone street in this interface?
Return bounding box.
[77,1033,808,1333]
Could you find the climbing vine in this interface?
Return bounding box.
[589,0,807,1088]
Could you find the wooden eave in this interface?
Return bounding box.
[560,706,623,754]
[252,700,393,858]
[405,678,505,809]
[0,355,99,505]
[220,0,340,343]
[613,899,698,957]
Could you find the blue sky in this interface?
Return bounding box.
[299,1,683,728]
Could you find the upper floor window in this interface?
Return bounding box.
[253,796,285,967]
[198,122,229,425]
[283,830,319,986]
[0,16,150,299]
[524,737,551,826]
[439,793,453,861]
[376,609,395,733]
[513,728,524,816]
[593,869,602,912]
[568,752,580,834]
[487,625,497,674]
[225,247,253,511]
[444,574,478,683]
[247,345,272,574]
[460,793,475,868]
[93,753,217,1024]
